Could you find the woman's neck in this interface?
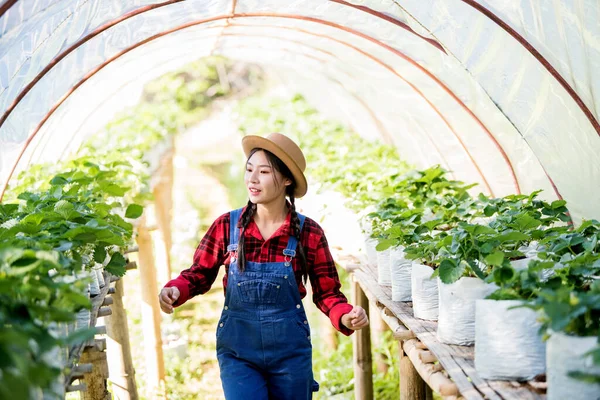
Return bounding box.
[254,199,289,225]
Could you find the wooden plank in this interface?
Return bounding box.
[352,262,545,400]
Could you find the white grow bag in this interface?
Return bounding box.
[411,262,439,320]
[376,248,392,286]
[437,277,497,345]
[547,332,600,400]
[364,236,378,267]
[390,246,411,301]
[475,299,545,380]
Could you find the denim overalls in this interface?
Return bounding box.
[216,208,319,399]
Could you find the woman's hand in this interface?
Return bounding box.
[341,306,369,330]
[159,286,180,314]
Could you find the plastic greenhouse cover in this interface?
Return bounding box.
[0,0,598,223]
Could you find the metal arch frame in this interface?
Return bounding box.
[18,28,449,178]
[25,29,395,167]
[0,13,507,200]
[460,0,600,136]
[0,0,17,19]
[330,0,446,53]
[0,0,185,128]
[0,8,532,199]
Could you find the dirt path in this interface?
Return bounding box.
[167,106,242,399]
[121,106,241,399]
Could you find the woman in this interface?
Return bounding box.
[159,133,369,399]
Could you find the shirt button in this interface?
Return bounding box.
[277,285,280,289]
[219,323,223,327]
[296,304,301,309]
[304,320,308,324]
[307,336,310,340]
[237,283,241,286]
[224,306,228,310]
[284,275,288,279]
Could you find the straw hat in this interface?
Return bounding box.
[242,133,308,198]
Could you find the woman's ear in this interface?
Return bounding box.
[284,178,292,187]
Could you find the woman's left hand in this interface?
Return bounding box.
[341,306,369,330]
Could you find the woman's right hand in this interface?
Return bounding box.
[159,286,180,314]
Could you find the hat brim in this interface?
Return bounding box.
[242,135,308,198]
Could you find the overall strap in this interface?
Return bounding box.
[283,213,306,257]
[227,207,244,252]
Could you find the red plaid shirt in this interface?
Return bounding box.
[164,207,354,335]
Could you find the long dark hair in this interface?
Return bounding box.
[236,148,308,283]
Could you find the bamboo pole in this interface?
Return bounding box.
[136,219,167,399]
[152,146,174,285]
[105,279,139,400]
[403,339,457,397]
[369,301,389,374]
[400,344,427,400]
[352,278,373,400]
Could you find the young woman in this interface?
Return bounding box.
[159,133,369,399]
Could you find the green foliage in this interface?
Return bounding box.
[0,56,251,397]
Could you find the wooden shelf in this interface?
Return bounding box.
[347,261,546,400]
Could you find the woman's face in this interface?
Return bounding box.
[245,150,291,205]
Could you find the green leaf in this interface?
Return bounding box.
[50,176,68,185]
[105,253,127,277]
[54,200,74,219]
[483,205,497,217]
[514,214,541,231]
[473,225,497,235]
[485,251,505,266]
[492,266,515,284]
[125,204,144,219]
[100,183,127,197]
[551,200,567,209]
[376,239,396,251]
[496,231,530,243]
[438,259,465,284]
[93,244,107,264]
[467,259,487,280]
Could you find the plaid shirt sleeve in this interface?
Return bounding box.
[303,218,354,336]
[164,212,229,306]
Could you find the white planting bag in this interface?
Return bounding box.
[390,246,411,301]
[364,236,378,267]
[475,299,545,380]
[377,248,392,286]
[411,262,439,320]
[437,278,497,345]
[547,332,600,400]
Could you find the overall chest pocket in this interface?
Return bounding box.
[236,279,281,304]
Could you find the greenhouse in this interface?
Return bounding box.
[0,1,598,400]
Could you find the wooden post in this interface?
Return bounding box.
[80,348,110,400]
[152,146,174,285]
[369,301,389,374]
[399,343,427,400]
[352,278,373,400]
[105,279,139,400]
[136,219,167,398]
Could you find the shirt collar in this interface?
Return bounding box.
[243,203,294,241]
